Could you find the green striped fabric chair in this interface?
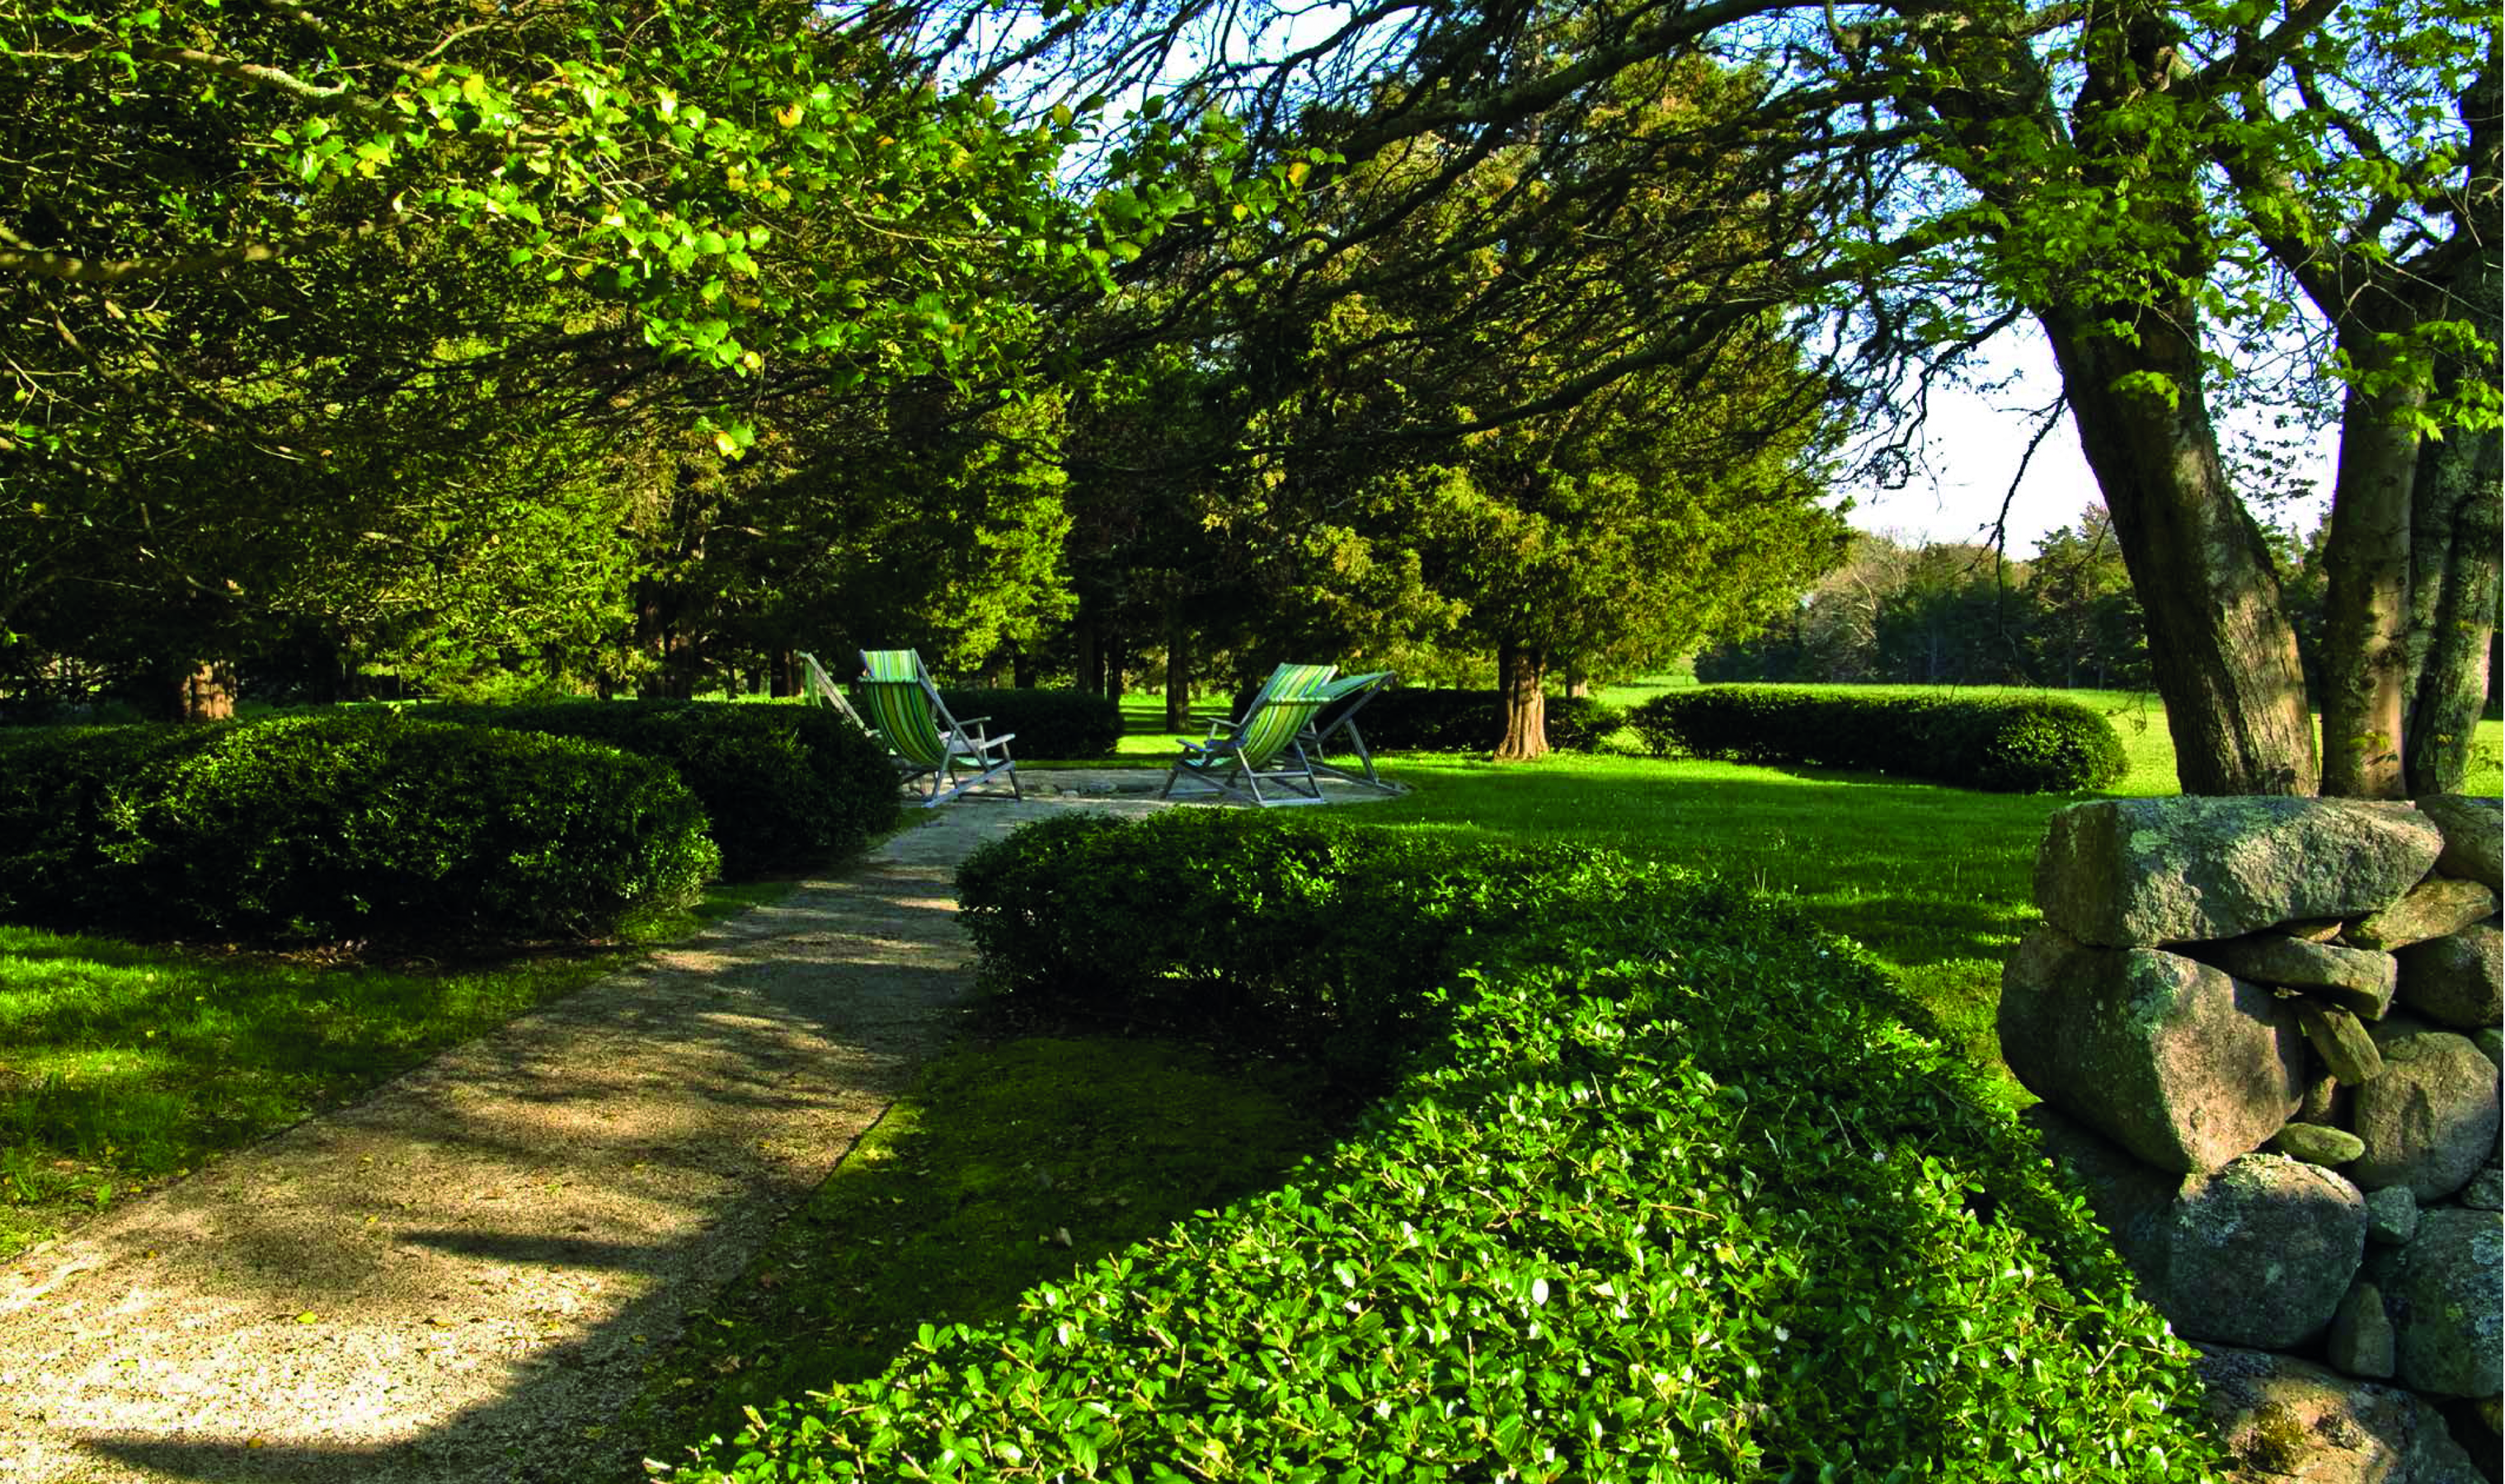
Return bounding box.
[1161,663,1337,807]
[854,649,1021,807]
[1301,670,1399,791]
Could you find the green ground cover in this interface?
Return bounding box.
[0,881,791,1258]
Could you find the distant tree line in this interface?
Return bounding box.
[1698,509,2498,714]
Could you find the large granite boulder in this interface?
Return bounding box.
[2000,928,2302,1172]
[2350,1026,2501,1201]
[2395,921,2503,1031]
[2193,1345,2487,1484]
[2366,1207,2504,1401]
[2159,1154,2367,1349]
[2195,934,2399,1018]
[2036,798,2444,948]
[2415,796,2503,894]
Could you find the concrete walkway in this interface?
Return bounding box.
[0,772,1395,1483]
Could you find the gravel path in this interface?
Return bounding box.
[0,772,1394,1483]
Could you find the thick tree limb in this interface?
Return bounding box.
[0,214,411,284]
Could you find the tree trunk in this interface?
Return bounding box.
[2404,241,2502,797]
[1493,637,1549,760]
[1163,608,1191,731]
[2039,306,2318,795]
[2316,356,2427,797]
[2405,424,2503,795]
[173,660,235,721]
[768,650,797,697]
[1073,617,1101,696]
[1104,632,1129,702]
[1013,649,1039,688]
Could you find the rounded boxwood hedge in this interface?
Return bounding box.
[1628,686,2128,793]
[434,699,900,878]
[0,711,716,946]
[674,813,2220,1483]
[934,688,1122,759]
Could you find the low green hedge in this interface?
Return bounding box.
[676,813,2218,1483]
[0,713,715,946]
[435,700,899,877]
[935,688,1122,759]
[1628,687,2127,792]
[1240,685,1621,754]
[955,811,1644,1084]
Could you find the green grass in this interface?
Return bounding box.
[623,1033,1349,1475]
[0,880,795,1259]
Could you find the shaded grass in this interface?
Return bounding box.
[0,880,795,1258]
[623,1032,1346,1474]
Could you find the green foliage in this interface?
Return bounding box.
[937,688,1122,759]
[433,700,899,878]
[956,812,1635,1084]
[0,713,716,946]
[676,813,2221,1482]
[1628,687,2128,794]
[1699,524,2153,692]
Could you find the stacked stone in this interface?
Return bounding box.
[2001,795,2503,1484]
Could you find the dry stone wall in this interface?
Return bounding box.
[2002,795,2503,1484]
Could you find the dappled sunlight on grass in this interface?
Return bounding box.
[0,878,798,1258]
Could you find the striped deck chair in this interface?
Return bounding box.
[1161,664,1337,807]
[854,649,1021,807]
[1302,670,1398,791]
[795,650,871,734]
[1182,661,1332,734]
